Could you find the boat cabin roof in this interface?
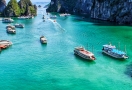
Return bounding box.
[111,48,126,55]
[103,44,116,49]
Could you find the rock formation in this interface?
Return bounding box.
[2,0,37,17]
[18,0,37,16]
[0,0,6,14]
[4,0,20,17]
[47,0,132,24]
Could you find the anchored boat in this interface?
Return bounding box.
[0,40,12,50]
[102,43,128,59]
[2,18,14,23]
[40,36,47,44]
[14,24,24,28]
[6,28,16,34]
[74,47,96,60]
[6,24,15,29]
[50,15,57,19]
[0,40,12,45]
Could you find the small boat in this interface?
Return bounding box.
[14,24,24,28]
[0,40,12,46]
[6,28,16,34]
[74,47,96,60]
[6,24,15,29]
[40,36,47,44]
[0,40,12,52]
[102,43,128,59]
[18,16,29,19]
[50,15,57,19]
[42,16,45,19]
[2,18,14,23]
[18,15,34,19]
[28,15,34,19]
[60,13,71,17]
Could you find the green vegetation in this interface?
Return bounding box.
[3,0,37,17]
[4,0,20,17]
[18,0,37,16]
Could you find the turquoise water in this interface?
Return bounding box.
[0,3,132,90]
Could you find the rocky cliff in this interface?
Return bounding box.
[47,0,132,24]
[18,0,37,16]
[0,0,6,13]
[3,0,37,17]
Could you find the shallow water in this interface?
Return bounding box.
[0,3,132,90]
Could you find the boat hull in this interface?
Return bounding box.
[102,50,128,59]
[40,40,47,44]
[7,30,16,34]
[74,50,95,60]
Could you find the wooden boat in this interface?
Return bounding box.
[6,28,16,34]
[102,43,128,59]
[2,18,14,23]
[6,24,15,29]
[14,24,24,28]
[0,40,12,46]
[40,36,47,44]
[74,47,96,60]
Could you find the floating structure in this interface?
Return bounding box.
[40,36,47,44]
[60,13,71,17]
[6,24,15,29]
[102,43,128,59]
[42,15,45,19]
[0,40,12,51]
[50,15,57,19]
[6,28,16,34]
[0,40,12,45]
[0,44,9,49]
[2,18,14,23]
[74,47,96,60]
[14,24,24,28]
[18,15,34,19]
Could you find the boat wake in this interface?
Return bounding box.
[48,19,65,33]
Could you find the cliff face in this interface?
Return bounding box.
[3,0,37,17]
[0,0,6,13]
[47,0,132,24]
[18,0,37,16]
[4,0,20,17]
[46,0,76,13]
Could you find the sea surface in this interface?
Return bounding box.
[0,2,132,90]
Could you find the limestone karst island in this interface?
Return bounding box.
[0,0,132,90]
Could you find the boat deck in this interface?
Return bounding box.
[80,50,93,56]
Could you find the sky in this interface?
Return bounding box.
[6,0,50,3]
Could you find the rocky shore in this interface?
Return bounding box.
[46,0,132,25]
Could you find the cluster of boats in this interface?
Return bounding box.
[74,43,128,61]
[59,13,71,17]
[1,17,25,34]
[6,24,24,34]
[0,16,33,53]
[6,24,16,34]
[18,15,34,19]
[0,40,12,52]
